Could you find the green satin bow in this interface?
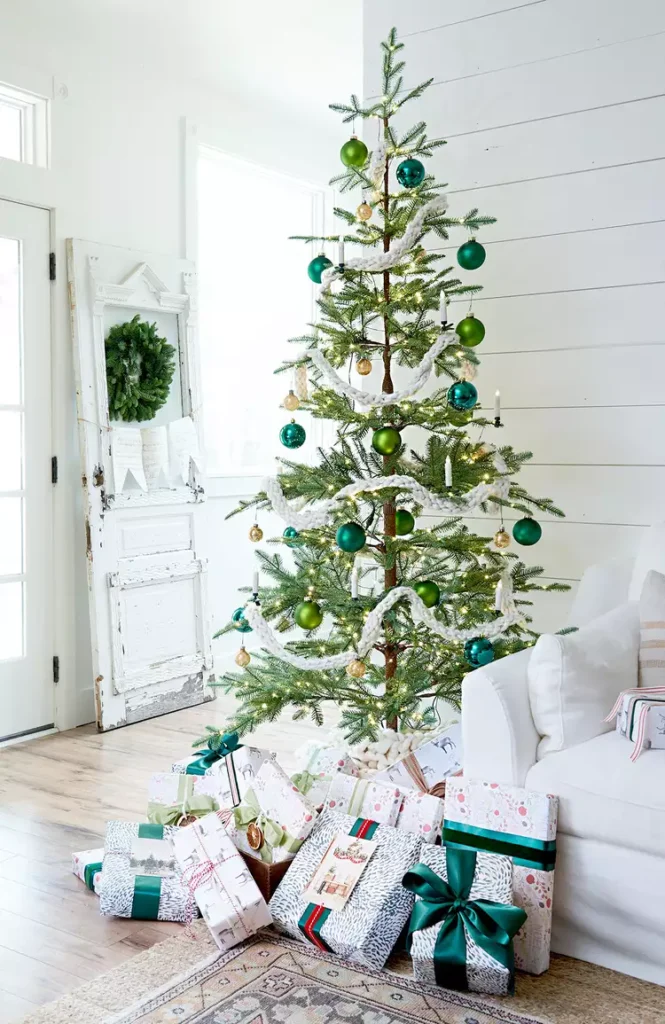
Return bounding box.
[291,770,317,794]
[147,775,217,826]
[187,731,243,775]
[403,848,527,993]
[233,787,303,864]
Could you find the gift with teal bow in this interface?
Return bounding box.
[171,728,274,810]
[403,843,526,995]
[228,759,318,864]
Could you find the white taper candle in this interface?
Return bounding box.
[445,455,453,488]
[439,290,447,324]
[495,579,503,612]
[494,390,501,418]
[338,236,345,266]
[252,570,259,594]
[351,565,359,600]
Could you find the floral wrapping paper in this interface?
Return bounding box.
[322,772,402,826]
[171,744,274,805]
[444,778,558,975]
[409,843,516,996]
[227,759,319,864]
[99,821,194,922]
[171,811,272,951]
[291,745,359,808]
[375,723,463,797]
[269,809,422,970]
[71,847,104,893]
[396,789,444,843]
[147,772,228,825]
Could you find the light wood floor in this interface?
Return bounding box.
[0,694,338,1023]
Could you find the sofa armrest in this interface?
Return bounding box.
[461,647,539,786]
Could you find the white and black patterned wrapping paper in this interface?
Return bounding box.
[99,821,194,922]
[410,843,514,995]
[269,809,422,970]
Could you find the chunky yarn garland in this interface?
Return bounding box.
[243,575,520,671]
[106,314,176,422]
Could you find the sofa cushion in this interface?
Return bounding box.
[629,521,665,601]
[528,602,639,759]
[639,569,665,687]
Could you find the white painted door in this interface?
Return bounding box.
[67,240,213,731]
[0,200,53,741]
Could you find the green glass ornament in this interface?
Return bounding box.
[372,426,402,456]
[232,607,252,633]
[280,420,306,449]
[512,517,542,546]
[414,580,440,608]
[447,380,478,411]
[294,599,324,630]
[456,314,485,348]
[464,636,495,667]
[395,509,415,535]
[457,238,486,271]
[340,136,368,168]
[396,157,425,188]
[336,521,366,553]
[283,526,300,546]
[307,253,333,284]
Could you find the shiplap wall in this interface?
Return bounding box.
[363,0,665,631]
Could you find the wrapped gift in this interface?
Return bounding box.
[99,821,193,922]
[444,778,558,975]
[396,789,444,843]
[291,745,358,808]
[228,759,318,864]
[72,848,103,892]
[269,809,421,970]
[404,843,526,995]
[605,687,665,760]
[171,730,273,809]
[147,772,223,825]
[172,811,272,951]
[375,723,462,797]
[322,772,402,826]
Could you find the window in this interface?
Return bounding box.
[197,146,328,478]
[0,81,50,167]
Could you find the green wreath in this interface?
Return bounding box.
[105,314,176,422]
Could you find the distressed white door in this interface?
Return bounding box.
[67,240,213,731]
[0,200,54,741]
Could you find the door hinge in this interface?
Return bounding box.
[53,655,60,684]
[51,455,58,484]
[49,252,56,281]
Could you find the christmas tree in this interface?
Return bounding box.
[215,28,566,743]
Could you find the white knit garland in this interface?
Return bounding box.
[242,575,520,671]
[369,139,387,188]
[308,331,456,408]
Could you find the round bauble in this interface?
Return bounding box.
[395,509,415,535]
[294,599,324,630]
[340,135,368,168]
[464,636,495,667]
[235,647,251,668]
[414,580,441,608]
[307,253,333,284]
[346,659,366,679]
[494,528,511,550]
[356,357,372,376]
[336,521,366,553]
[457,238,486,271]
[356,202,372,221]
[283,389,300,412]
[232,607,252,633]
[447,380,478,411]
[512,517,542,546]
[372,426,402,456]
[248,524,263,542]
[280,420,306,449]
[456,314,485,348]
[396,157,425,188]
[283,526,300,546]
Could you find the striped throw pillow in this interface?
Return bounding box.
[639,570,665,686]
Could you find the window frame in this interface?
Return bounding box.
[0,80,50,168]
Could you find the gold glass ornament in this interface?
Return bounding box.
[356,357,372,376]
[283,389,300,412]
[356,202,372,221]
[235,646,251,668]
[249,524,263,542]
[346,658,366,679]
[494,527,511,549]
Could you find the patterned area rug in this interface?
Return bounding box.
[20,923,665,1024]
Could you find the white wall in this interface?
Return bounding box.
[363,0,665,630]
[0,0,361,728]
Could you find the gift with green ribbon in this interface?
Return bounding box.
[147,772,219,826]
[403,844,527,995]
[172,731,274,812]
[230,759,318,864]
[233,787,304,864]
[290,745,358,809]
[99,821,193,923]
[187,730,243,776]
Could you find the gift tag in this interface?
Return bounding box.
[302,832,377,912]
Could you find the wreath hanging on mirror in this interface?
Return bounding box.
[105,314,176,422]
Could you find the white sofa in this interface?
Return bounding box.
[462,540,665,985]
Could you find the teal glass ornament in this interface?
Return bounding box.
[396,157,425,188]
[464,637,495,667]
[447,380,478,411]
[336,521,366,553]
[283,526,300,546]
[395,509,415,535]
[372,426,402,456]
[457,238,486,270]
[294,600,324,630]
[340,136,368,168]
[308,253,333,284]
[414,580,440,608]
[512,517,542,546]
[232,607,252,633]
[456,314,485,347]
[280,420,306,449]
